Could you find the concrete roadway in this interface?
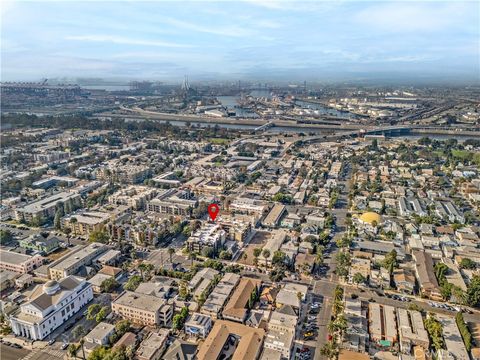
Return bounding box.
[311,164,352,360]
[0,344,30,360]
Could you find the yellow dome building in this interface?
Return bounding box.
[359,212,382,225]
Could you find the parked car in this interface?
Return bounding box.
[48,339,55,346]
[61,343,69,350]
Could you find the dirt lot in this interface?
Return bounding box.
[237,230,270,266]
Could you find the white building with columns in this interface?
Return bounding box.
[9,276,93,340]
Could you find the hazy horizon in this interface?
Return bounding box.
[1,0,479,84]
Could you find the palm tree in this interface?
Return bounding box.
[168,248,175,264]
[70,217,78,236]
[189,252,197,267]
[138,263,147,280]
[262,249,270,267]
[68,344,78,359]
[79,339,86,360]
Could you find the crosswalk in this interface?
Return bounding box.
[21,348,64,360]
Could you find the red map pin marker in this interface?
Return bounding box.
[208,203,219,221]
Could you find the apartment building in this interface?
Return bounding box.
[112,291,173,327]
[258,230,287,268]
[0,250,43,274]
[437,315,469,360]
[48,243,107,280]
[201,273,240,318]
[15,191,81,223]
[222,277,261,323]
[262,203,286,228]
[397,309,429,354]
[368,303,398,347]
[412,250,442,301]
[263,305,298,359]
[197,320,265,360]
[61,211,111,237]
[108,185,157,210]
[184,313,213,338]
[187,223,226,254]
[147,189,197,216]
[136,329,169,360]
[9,276,93,340]
[95,164,151,184]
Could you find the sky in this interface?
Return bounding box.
[1,0,479,83]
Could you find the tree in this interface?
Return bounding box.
[456,312,472,351]
[87,346,109,360]
[168,248,175,264]
[466,275,480,307]
[382,250,398,276]
[54,209,63,230]
[138,263,154,280]
[86,304,101,321]
[79,339,86,360]
[460,258,476,270]
[262,249,271,266]
[272,251,287,266]
[100,277,119,293]
[335,252,351,279]
[219,250,233,260]
[72,325,86,339]
[253,248,262,258]
[89,229,109,244]
[172,306,189,330]
[424,315,444,352]
[188,252,197,266]
[114,320,131,338]
[352,273,366,286]
[95,306,109,323]
[124,275,141,291]
[0,230,13,245]
[68,343,79,359]
[201,246,215,258]
[320,340,339,360]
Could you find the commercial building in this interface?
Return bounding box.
[15,191,81,223]
[0,249,43,274]
[48,243,107,280]
[222,277,261,323]
[112,291,173,327]
[9,276,93,340]
[197,320,265,360]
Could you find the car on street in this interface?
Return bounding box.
[48,339,55,346]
